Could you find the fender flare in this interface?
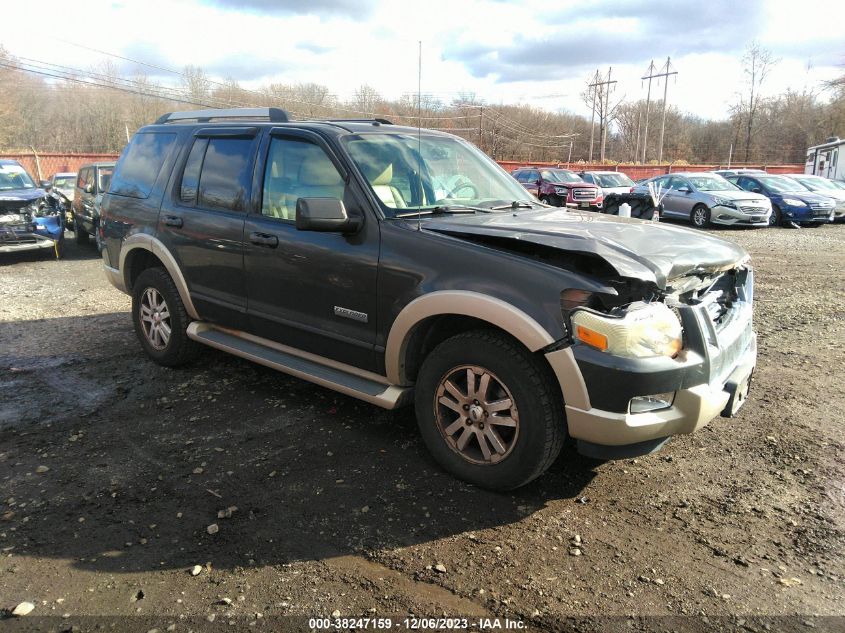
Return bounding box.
[120,234,200,320]
[384,290,556,385]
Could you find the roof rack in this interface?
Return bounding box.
[154,107,290,124]
[324,118,393,125]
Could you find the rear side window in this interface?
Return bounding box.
[110,133,177,199]
[179,137,255,212]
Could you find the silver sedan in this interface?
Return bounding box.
[634,172,771,228]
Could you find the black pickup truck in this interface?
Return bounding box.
[100,108,757,490]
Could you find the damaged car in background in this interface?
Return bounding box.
[101,109,758,490]
[0,159,66,259]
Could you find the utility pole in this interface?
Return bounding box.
[634,108,642,163]
[478,105,483,152]
[640,60,656,164]
[588,69,598,162]
[567,141,573,168]
[588,68,617,162]
[656,56,677,164]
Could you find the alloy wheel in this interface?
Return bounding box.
[139,287,172,350]
[434,365,520,465]
[693,206,708,227]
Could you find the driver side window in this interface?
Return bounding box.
[261,137,346,221]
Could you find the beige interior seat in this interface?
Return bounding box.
[292,157,345,206]
[263,159,289,219]
[370,164,406,208]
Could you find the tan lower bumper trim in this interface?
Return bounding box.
[565,382,730,446]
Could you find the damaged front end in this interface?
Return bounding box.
[0,199,65,258]
[562,262,756,459]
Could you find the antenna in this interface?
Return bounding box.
[417,40,422,232]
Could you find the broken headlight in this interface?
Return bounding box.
[571,302,682,358]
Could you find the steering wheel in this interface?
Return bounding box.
[447,178,479,199]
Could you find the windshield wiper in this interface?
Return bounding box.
[488,200,537,211]
[395,205,483,218]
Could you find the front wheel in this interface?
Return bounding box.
[769,205,782,227]
[131,267,199,367]
[415,330,565,490]
[691,204,711,228]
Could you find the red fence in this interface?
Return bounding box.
[495,160,804,179]
[1,151,804,183]
[0,152,120,182]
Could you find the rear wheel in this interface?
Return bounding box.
[131,267,199,367]
[691,204,711,228]
[74,216,89,244]
[415,330,565,490]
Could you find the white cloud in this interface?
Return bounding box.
[2,0,843,121]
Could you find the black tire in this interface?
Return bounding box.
[691,204,711,228]
[131,267,199,367]
[74,216,89,244]
[769,205,782,227]
[414,329,565,490]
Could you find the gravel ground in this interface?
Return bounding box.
[0,223,843,632]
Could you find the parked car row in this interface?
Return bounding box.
[0,159,115,259]
[510,165,843,229]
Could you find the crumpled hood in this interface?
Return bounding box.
[422,208,749,289]
[0,187,47,213]
[0,187,46,203]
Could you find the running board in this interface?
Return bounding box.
[186,322,413,409]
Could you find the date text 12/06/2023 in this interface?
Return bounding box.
[308,617,526,630]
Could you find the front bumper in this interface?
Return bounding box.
[710,204,771,226]
[545,272,757,458]
[0,232,57,253]
[782,204,835,223]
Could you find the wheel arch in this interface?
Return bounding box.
[385,291,556,386]
[120,234,200,320]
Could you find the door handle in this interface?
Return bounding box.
[249,232,278,248]
[163,215,183,228]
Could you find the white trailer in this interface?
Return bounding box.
[805,137,845,182]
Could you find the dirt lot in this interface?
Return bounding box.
[1,223,843,632]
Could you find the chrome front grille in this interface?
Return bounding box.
[572,188,597,201]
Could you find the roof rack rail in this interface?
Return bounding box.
[154,107,290,124]
[323,118,393,125]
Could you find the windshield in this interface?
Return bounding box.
[593,173,634,187]
[687,175,739,192]
[541,169,582,184]
[758,176,803,193]
[795,176,835,190]
[344,133,533,214]
[0,164,36,191]
[53,176,75,188]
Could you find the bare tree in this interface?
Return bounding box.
[181,65,211,106]
[739,41,779,163]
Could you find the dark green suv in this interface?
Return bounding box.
[100,108,758,489]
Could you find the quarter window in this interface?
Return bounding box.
[109,132,177,199]
[261,137,345,221]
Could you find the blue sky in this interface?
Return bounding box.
[2,0,843,119]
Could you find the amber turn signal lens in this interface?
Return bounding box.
[575,325,608,351]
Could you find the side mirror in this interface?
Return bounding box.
[295,198,362,234]
[535,179,542,186]
[41,180,52,190]
[677,186,691,194]
[751,187,762,194]
[84,183,95,194]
